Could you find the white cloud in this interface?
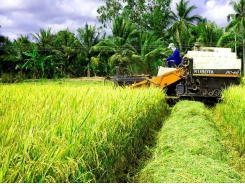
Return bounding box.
[57,0,103,19]
[170,0,234,28]
[0,15,14,27]
[202,0,235,27]
[47,19,78,34]
[1,0,23,9]
[0,0,237,40]
[205,0,216,8]
[0,0,104,40]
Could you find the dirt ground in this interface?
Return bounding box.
[60,76,106,82]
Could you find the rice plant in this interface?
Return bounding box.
[214,83,245,155]
[0,81,169,182]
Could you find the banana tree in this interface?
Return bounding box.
[22,48,51,78]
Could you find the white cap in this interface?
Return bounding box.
[168,43,175,49]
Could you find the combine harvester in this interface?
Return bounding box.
[108,44,241,103]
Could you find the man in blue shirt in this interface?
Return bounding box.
[163,43,182,68]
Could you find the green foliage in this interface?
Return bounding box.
[226,0,245,62]
[91,17,142,75]
[97,0,123,28]
[0,71,26,83]
[97,0,172,37]
[0,36,24,73]
[22,48,51,78]
[217,31,243,59]
[198,21,223,46]
[122,0,172,36]
[0,73,15,83]
[77,23,105,77]
[31,28,54,51]
[227,0,245,32]
[169,0,202,52]
[1,0,244,78]
[139,32,169,74]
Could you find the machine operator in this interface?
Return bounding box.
[162,43,182,68]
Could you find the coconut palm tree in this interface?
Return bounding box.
[0,36,17,73]
[77,23,105,76]
[217,31,243,59]
[22,28,55,78]
[52,29,80,77]
[169,0,202,51]
[138,32,171,74]
[14,34,33,61]
[226,0,245,75]
[31,28,54,52]
[90,16,140,75]
[192,20,223,47]
[227,0,245,32]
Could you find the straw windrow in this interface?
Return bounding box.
[137,100,241,183]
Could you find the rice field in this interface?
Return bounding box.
[1,78,245,183]
[0,81,169,182]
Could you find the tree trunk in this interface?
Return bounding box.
[87,65,91,77]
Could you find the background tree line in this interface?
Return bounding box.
[0,0,244,81]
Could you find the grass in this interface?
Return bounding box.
[136,100,242,183]
[0,81,169,182]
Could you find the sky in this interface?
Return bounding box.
[0,0,236,41]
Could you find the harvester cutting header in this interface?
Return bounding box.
[107,43,241,100]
